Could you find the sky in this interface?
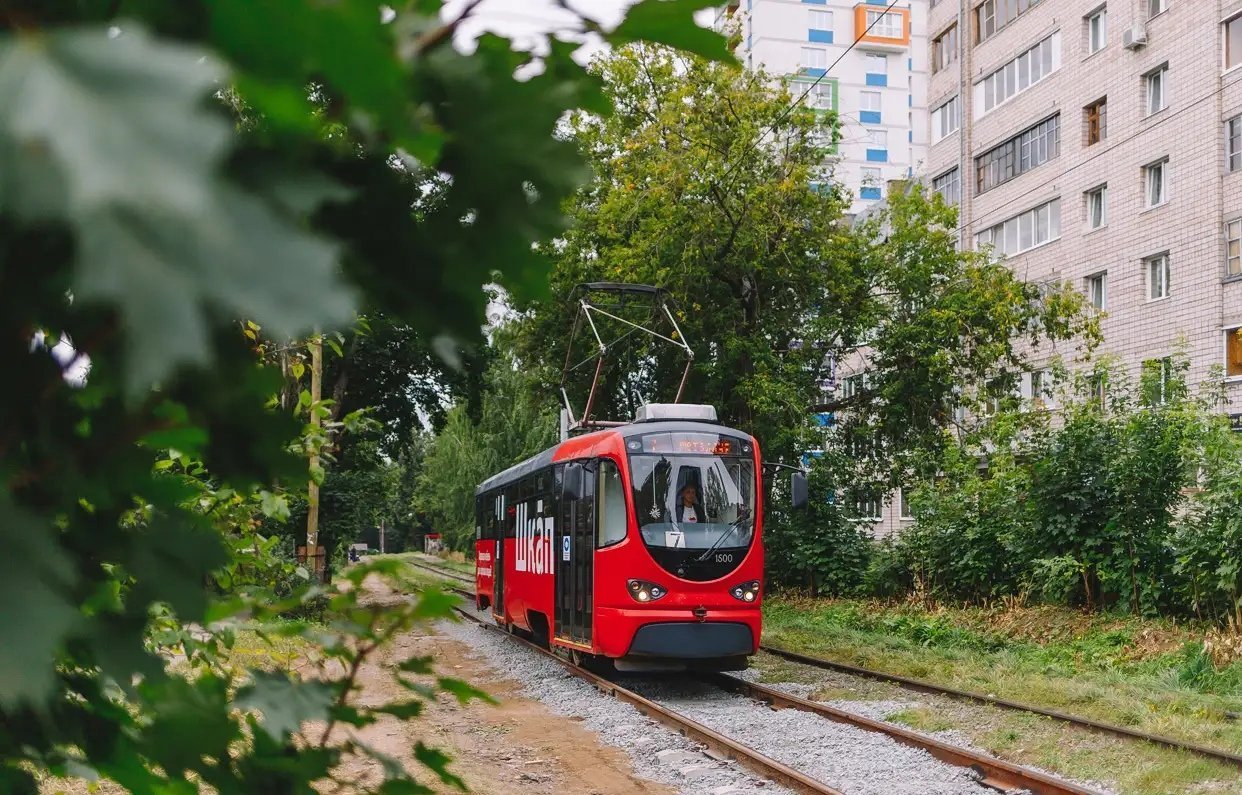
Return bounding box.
[442,0,634,62]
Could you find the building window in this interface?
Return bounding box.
[860,90,882,122]
[1142,357,1174,405]
[860,167,882,200]
[1145,158,1168,207]
[1086,271,1107,310]
[931,95,960,142]
[1228,116,1241,172]
[866,8,903,38]
[932,167,960,206]
[792,78,835,110]
[1228,15,1242,70]
[899,489,913,520]
[1227,218,1242,277]
[1086,185,1107,229]
[809,9,833,31]
[842,373,865,399]
[1145,64,1168,115]
[852,493,882,521]
[1146,253,1170,300]
[977,33,1060,115]
[1028,369,1054,408]
[975,114,1060,194]
[1226,328,1242,378]
[866,54,887,74]
[801,47,828,71]
[1085,97,1106,145]
[932,24,959,74]
[1086,7,1107,54]
[975,198,1061,256]
[1148,0,1166,19]
[977,0,1044,43]
[867,128,887,148]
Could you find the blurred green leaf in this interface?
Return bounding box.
[610,0,733,62]
[235,670,337,741]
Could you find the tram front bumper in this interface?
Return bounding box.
[594,606,760,659]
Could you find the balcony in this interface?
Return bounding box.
[853,3,910,52]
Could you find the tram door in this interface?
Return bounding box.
[492,490,509,620]
[555,462,594,644]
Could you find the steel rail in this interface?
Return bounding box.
[711,673,1100,795]
[438,585,846,795]
[760,644,1242,770]
[412,566,1095,795]
[404,560,1242,773]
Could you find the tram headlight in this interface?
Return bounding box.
[730,579,761,603]
[627,579,667,603]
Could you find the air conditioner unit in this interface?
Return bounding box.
[1122,23,1148,50]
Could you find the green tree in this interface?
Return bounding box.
[0,1,728,791]
[416,333,557,550]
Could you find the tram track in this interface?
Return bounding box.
[402,557,1242,775]
[405,557,1101,795]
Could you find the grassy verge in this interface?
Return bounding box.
[758,597,1242,794]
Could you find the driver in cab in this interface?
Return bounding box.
[675,484,707,523]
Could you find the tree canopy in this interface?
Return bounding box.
[0,1,731,792]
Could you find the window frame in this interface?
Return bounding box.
[1144,157,1169,208]
[865,53,888,75]
[596,458,627,548]
[1086,184,1107,230]
[977,33,1060,116]
[866,9,903,39]
[932,167,961,206]
[1145,64,1168,116]
[1086,271,1107,310]
[801,46,828,71]
[932,95,960,142]
[1225,326,1242,380]
[1086,7,1107,55]
[932,24,959,74]
[1228,14,1242,72]
[860,90,882,113]
[1148,0,1167,20]
[1226,218,1242,278]
[975,198,1062,257]
[898,489,913,521]
[975,114,1060,194]
[1145,252,1171,301]
[809,8,833,31]
[867,127,888,148]
[1227,116,1242,172]
[1085,97,1106,145]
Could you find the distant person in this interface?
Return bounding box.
[348,546,358,563]
[675,484,706,523]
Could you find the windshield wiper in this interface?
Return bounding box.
[693,509,751,563]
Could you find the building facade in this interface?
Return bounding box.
[726,0,931,216]
[850,0,1242,537]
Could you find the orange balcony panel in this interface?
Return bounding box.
[854,3,910,48]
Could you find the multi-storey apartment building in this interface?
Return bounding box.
[928,0,1242,394]
[725,0,930,216]
[845,0,1242,537]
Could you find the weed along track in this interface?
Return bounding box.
[759,643,1242,773]
[407,559,1099,795]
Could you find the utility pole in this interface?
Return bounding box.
[379,519,385,554]
[306,336,323,578]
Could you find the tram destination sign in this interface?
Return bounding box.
[1230,413,1242,432]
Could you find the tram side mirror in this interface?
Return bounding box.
[791,471,808,510]
[563,463,586,501]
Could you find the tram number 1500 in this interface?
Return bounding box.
[713,553,734,564]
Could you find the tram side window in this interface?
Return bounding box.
[504,485,518,537]
[597,460,627,547]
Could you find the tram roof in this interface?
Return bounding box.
[474,419,752,495]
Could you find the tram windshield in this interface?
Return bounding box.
[628,432,756,553]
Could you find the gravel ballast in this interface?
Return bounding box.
[437,619,1002,795]
[628,679,993,795]
[436,619,795,795]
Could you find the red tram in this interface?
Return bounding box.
[473,403,806,671]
